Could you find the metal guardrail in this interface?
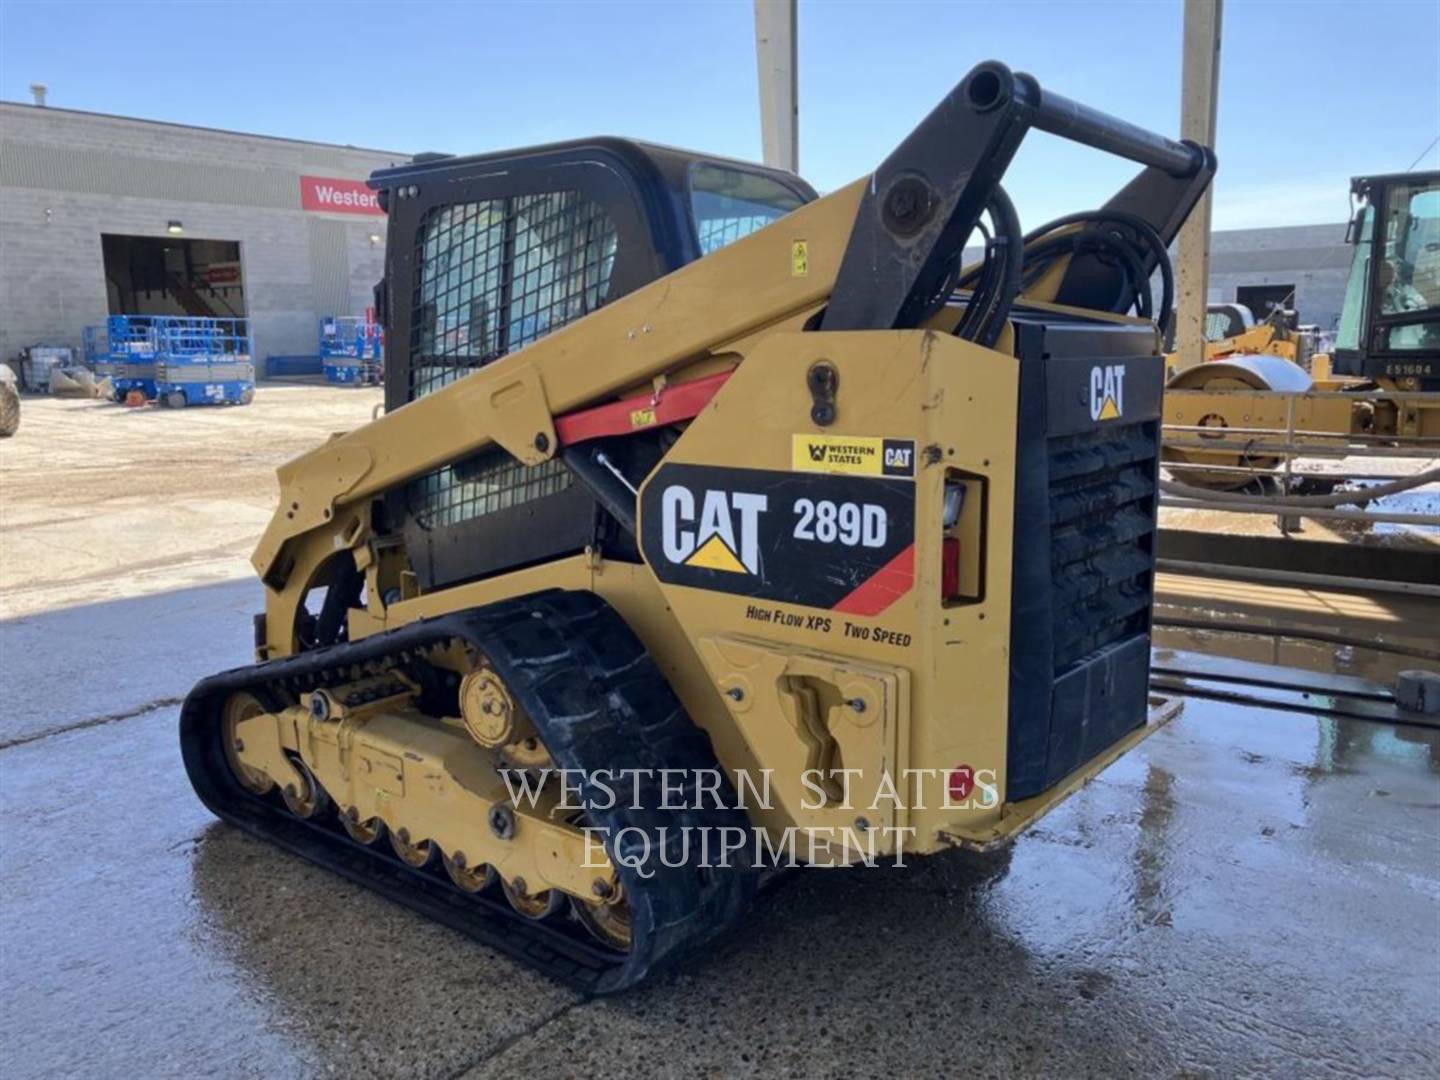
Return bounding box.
[1162,388,1440,534]
[1160,500,1440,527]
[1166,389,1440,402]
[1150,649,1439,728]
[1164,438,1434,459]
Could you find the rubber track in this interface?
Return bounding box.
[180,589,755,993]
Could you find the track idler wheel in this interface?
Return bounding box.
[443,851,498,893]
[573,881,633,952]
[221,692,273,796]
[281,758,331,819]
[389,827,435,868]
[502,877,566,920]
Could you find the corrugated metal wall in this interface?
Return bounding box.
[0,140,297,208]
[308,219,351,319]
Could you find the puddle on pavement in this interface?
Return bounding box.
[1153,623,1430,685]
[4,691,1438,1077]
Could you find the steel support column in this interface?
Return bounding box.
[1172,0,1223,368]
[754,0,798,173]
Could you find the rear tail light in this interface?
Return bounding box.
[942,537,962,599]
[942,480,965,600]
[940,472,984,605]
[942,481,964,528]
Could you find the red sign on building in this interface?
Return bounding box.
[299,175,385,216]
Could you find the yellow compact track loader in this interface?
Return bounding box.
[181,61,1215,991]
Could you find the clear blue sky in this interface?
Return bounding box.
[2,1,1437,230]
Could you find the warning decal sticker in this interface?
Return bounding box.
[791,435,915,479]
[791,239,809,277]
[640,463,916,613]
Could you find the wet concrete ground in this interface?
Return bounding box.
[3,390,1438,1076]
[1153,571,1440,687]
[2,585,1437,1077]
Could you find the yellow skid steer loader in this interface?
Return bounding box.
[181,61,1215,991]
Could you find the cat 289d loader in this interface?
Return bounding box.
[181,61,1215,992]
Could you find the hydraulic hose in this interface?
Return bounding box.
[954,185,1023,348]
[1021,209,1175,330]
[1020,230,1153,320]
[979,185,1023,347]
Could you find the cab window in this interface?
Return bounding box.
[1377,182,1440,352]
[1334,206,1372,352]
[1379,183,1440,316]
[690,163,807,255]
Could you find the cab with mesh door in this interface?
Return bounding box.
[368,140,817,589]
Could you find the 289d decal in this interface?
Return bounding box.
[791,498,888,547]
[641,464,916,615]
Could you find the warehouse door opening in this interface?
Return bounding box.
[1236,283,1294,321]
[102,234,246,318]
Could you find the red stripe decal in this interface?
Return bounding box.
[555,370,735,446]
[831,544,915,616]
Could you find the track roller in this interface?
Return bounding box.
[573,882,633,952]
[442,852,497,893]
[341,808,386,845]
[501,877,566,920]
[389,828,435,867]
[280,758,329,819]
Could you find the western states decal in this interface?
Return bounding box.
[791,435,916,478]
[640,464,916,615]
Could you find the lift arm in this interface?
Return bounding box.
[254,60,1214,593]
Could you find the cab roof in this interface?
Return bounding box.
[368,136,818,204]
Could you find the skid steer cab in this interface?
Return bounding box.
[182,60,1213,992]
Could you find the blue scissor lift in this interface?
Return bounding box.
[83,324,107,367]
[319,316,384,385]
[154,317,255,407]
[96,315,162,402]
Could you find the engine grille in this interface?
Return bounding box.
[1046,421,1158,672]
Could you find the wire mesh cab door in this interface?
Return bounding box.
[369,142,685,589]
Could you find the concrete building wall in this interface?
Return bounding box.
[1207,222,1353,334]
[0,100,1363,360]
[0,102,405,364]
